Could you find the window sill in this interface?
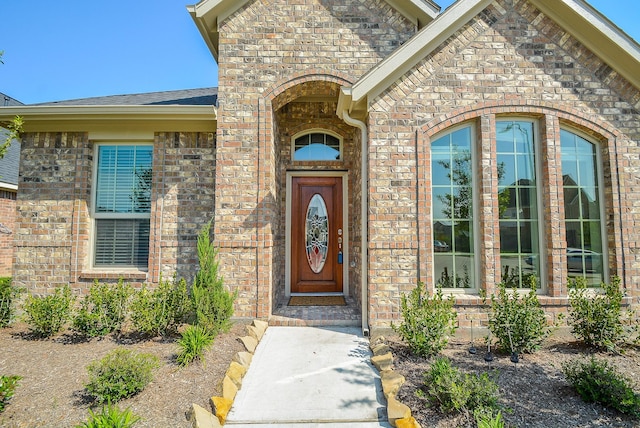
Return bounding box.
[79,270,148,281]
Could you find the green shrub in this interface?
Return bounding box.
[562,356,640,417]
[176,325,215,366]
[85,348,159,404]
[130,275,191,337]
[418,357,500,415]
[392,282,457,357]
[191,222,236,335]
[23,285,74,337]
[486,277,550,354]
[568,276,627,351]
[75,404,140,428]
[0,375,22,413]
[73,280,133,337]
[0,277,21,327]
[475,408,505,428]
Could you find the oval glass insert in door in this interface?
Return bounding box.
[305,194,329,273]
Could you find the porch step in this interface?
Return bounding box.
[270,296,361,327]
[268,315,361,327]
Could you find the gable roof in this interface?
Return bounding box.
[337,0,640,119]
[188,0,441,61]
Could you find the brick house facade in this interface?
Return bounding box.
[1,0,639,331]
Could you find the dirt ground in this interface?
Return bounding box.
[0,321,247,428]
[388,334,640,428]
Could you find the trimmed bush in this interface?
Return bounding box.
[191,222,236,335]
[568,276,627,351]
[75,404,140,428]
[486,277,551,354]
[23,285,74,338]
[562,356,640,417]
[130,275,191,337]
[85,348,159,404]
[176,325,214,366]
[73,280,133,337]
[0,277,20,327]
[392,282,457,357]
[0,375,21,413]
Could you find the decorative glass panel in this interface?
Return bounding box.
[305,194,329,273]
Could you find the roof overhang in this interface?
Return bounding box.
[337,0,640,120]
[187,0,441,62]
[0,105,217,134]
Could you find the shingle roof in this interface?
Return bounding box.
[0,93,22,188]
[34,87,218,106]
[0,130,20,188]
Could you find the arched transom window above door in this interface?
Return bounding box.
[292,131,343,161]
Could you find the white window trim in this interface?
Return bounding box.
[559,125,609,283]
[90,141,154,271]
[430,122,480,294]
[290,129,344,162]
[494,117,547,293]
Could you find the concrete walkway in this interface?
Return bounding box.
[226,326,391,427]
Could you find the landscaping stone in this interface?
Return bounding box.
[238,335,258,353]
[233,351,253,368]
[189,403,221,428]
[225,361,247,388]
[395,415,421,428]
[371,352,393,371]
[210,396,233,425]
[222,375,238,401]
[370,335,385,350]
[246,324,261,341]
[380,369,405,399]
[252,319,268,339]
[387,395,412,428]
[372,342,391,356]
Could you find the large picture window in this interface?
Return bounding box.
[93,145,152,268]
[561,129,605,286]
[431,126,474,289]
[497,120,541,288]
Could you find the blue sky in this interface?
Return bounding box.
[0,0,638,105]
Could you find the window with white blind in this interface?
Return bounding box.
[93,145,153,268]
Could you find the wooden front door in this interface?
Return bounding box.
[291,176,343,293]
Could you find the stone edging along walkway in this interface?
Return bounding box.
[370,334,422,428]
[187,323,421,428]
[188,319,268,428]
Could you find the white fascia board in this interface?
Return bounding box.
[531,0,640,91]
[349,0,493,111]
[0,182,18,191]
[0,105,217,133]
[0,105,216,121]
[386,0,440,28]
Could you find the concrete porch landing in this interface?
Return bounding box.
[226,326,390,427]
[270,296,361,327]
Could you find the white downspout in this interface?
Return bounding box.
[342,111,369,337]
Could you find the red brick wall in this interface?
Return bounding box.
[0,190,16,276]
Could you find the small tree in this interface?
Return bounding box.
[191,222,236,335]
